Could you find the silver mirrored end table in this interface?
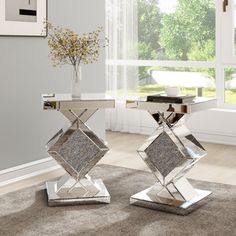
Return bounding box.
[127,97,217,215]
[42,94,115,206]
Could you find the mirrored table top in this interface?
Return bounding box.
[126,97,217,114]
[42,94,115,110]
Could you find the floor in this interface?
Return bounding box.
[102,132,236,186]
[0,131,236,195]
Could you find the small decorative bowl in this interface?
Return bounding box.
[165,87,180,96]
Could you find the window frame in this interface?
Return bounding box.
[106,0,236,109]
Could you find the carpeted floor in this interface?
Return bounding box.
[0,165,235,236]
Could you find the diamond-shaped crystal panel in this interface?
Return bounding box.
[47,124,108,181]
[138,125,206,185]
[145,131,187,178]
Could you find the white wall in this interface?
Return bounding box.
[0,0,106,170]
[186,109,236,145]
[106,102,236,146]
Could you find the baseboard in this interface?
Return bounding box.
[107,125,236,146]
[191,130,236,146]
[0,157,61,187]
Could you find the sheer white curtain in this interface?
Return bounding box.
[106,0,138,93]
[106,0,153,133]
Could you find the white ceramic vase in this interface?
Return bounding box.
[71,65,82,98]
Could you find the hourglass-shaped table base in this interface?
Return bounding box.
[46,175,110,207]
[130,182,212,215]
[127,98,216,215]
[43,94,115,206]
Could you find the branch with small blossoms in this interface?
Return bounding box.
[44,21,108,75]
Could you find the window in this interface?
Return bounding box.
[225,68,236,104]
[220,0,236,106]
[221,0,236,63]
[137,0,215,61]
[106,0,236,107]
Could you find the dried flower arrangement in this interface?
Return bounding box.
[46,22,107,67]
[45,22,108,97]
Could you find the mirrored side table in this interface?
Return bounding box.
[127,97,217,215]
[42,94,115,206]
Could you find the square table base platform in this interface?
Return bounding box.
[130,186,212,215]
[46,179,110,207]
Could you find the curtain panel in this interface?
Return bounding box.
[106,0,144,133]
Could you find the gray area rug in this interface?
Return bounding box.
[0,164,235,236]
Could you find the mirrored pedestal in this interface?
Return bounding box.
[46,175,110,206]
[127,98,216,215]
[130,181,212,215]
[43,94,115,206]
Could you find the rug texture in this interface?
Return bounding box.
[0,164,235,236]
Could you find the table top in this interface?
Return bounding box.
[126,97,217,114]
[42,94,115,110]
[42,94,216,114]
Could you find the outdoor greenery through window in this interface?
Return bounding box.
[138,66,216,97]
[225,68,236,104]
[106,0,236,105]
[138,0,215,61]
[107,66,216,99]
[137,0,216,98]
